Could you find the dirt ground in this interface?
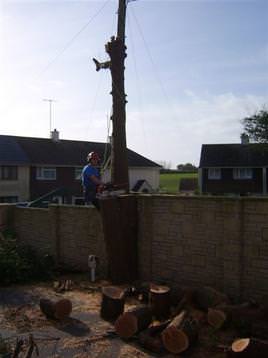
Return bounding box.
[0,276,234,357]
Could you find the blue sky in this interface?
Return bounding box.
[0,0,267,167]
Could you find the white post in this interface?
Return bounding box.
[88,255,97,282]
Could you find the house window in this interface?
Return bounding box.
[0,196,18,203]
[208,168,221,180]
[75,167,83,180]
[1,166,18,180]
[233,168,252,180]
[36,167,56,180]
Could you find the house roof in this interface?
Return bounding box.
[199,144,268,168]
[0,134,160,168]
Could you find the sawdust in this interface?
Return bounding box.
[0,279,237,357]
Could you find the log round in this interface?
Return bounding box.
[138,321,170,353]
[115,306,152,339]
[100,286,125,322]
[161,310,198,354]
[228,338,268,357]
[39,298,72,320]
[149,284,171,319]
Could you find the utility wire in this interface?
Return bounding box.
[127,12,148,150]
[38,0,112,76]
[129,7,178,120]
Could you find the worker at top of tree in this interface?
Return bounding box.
[82,151,104,209]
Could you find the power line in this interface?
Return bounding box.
[129,6,178,121]
[38,0,112,76]
[127,11,148,150]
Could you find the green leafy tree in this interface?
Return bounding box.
[242,108,268,143]
[177,163,197,172]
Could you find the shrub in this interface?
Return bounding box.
[0,230,55,285]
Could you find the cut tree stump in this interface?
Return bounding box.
[228,338,268,357]
[161,310,199,354]
[39,298,72,320]
[193,286,230,311]
[138,321,170,353]
[100,286,125,322]
[149,284,171,319]
[114,306,153,339]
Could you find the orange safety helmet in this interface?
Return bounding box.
[87,151,100,162]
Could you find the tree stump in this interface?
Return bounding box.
[161,310,199,354]
[149,284,171,319]
[138,321,170,353]
[115,306,153,339]
[192,286,230,311]
[39,298,72,320]
[100,286,125,322]
[228,338,268,357]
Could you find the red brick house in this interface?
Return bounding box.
[0,132,161,204]
[199,142,268,196]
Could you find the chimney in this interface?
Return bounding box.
[240,133,249,144]
[51,128,60,142]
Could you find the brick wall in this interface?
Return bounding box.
[2,196,268,301]
[12,205,107,276]
[138,196,268,301]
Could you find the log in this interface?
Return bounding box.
[39,298,72,320]
[192,286,230,311]
[161,310,199,354]
[172,289,195,317]
[207,307,229,329]
[228,338,268,357]
[149,284,171,319]
[138,321,170,353]
[210,302,263,333]
[114,306,153,339]
[100,286,125,322]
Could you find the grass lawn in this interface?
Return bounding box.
[160,172,198,193]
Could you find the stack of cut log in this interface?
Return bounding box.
[100,283,268,356]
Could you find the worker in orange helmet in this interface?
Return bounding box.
[82,151,104,209]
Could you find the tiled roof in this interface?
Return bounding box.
[0,135,160,168]
[199,144,268,168]
[0,136,29,164]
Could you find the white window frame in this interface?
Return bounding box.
[208,168,221,180]
[36,167,56,180]
[75,167,83,180]
[233,168,253,180]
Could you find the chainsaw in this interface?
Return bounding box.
[96,182,127,198]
